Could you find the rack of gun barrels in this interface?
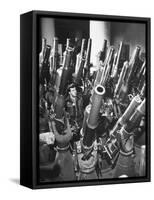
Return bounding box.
[39,37,146,181]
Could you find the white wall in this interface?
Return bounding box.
[0,0,153,200]
[90,21,110,65]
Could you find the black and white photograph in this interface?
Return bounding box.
[0,0,153,197]
[38,15,149,184]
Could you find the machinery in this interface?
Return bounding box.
[39,37,146,182]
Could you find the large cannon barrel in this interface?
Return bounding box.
[111,42,123,80]
[111,52,117,78]
[114,61,130,98]
[88,85,105,128]
[110,94,142,136]
[40,45,51,85]
[128,46,142,89]
[112,42,130,81]
[141,82,146,97]
[75,39,86,85]
[116,99,146,156]
[94,66,104,87]
[53,37,59,52]
[129,46,141,68]
[84,38,92,80]
[100,46,114,86]
[54,48,73,118]
[84,38,92,71]
[83,85,105,147]
[125,99,145,133]
[54,45,73,136]
[120,95,142,125]
[66,38,71,49]
[39,37,47,66]
[51,37,59,71]
[42,45,51,67]
[59,48,73,95]
[138,61,146,92]
[80,38,86,57]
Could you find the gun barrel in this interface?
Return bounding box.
[88,85,105,128]
[40,45,51,85]
[80,38,86,57]
[114,61,130,97]
[111,52,118,78]
[40,37,47,58]
[84,38,92,69]
[112,41,123,79]
[138,61,146,91]
[75,39,86,85]
[129,46,141,78]
[59,48,73,95]
[129,46,141,66]
[141,82,146,97]
[50,37,59,74]
[101,46,114,85]
[125,99,145,132]
[43,45,51,65]
[53,37,59,57]
[83,85,105,147]
[112,42,130,81]
[66,38,71,49]
[120,95,142,125]
[94,66,104,87]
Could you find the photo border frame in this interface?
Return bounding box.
[20,10,151,189]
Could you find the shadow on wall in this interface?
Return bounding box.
[39,17,89,52]
[110,22,146,55]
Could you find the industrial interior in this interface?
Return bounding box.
[39,17,146,182]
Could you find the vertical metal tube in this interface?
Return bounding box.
[125,99,145,133]
[101,47,114,85]
[88,85,105,128]
[75,39,86,85]
[84,38,92,71]
[52,37,59,71]
[59,48,72,95]
[120,95,142,125]
[114,61,130,98]
[66,38,71,49]
[83,85,105,147]
[110,95,142,136]
[39,37,47,64]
